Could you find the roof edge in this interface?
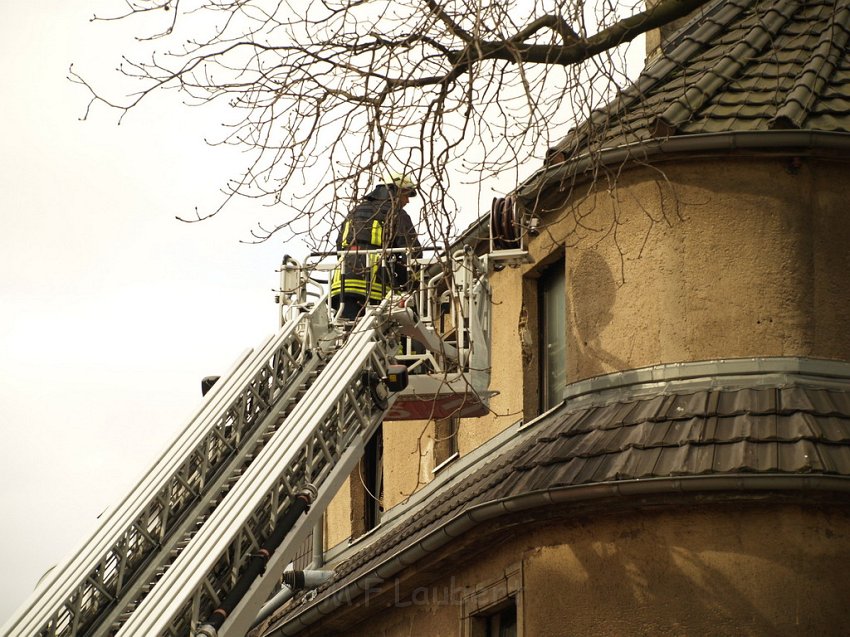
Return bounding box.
[517,129,850,208]
[267,473,850,636]
[266,357,850,636]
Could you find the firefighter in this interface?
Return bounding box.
[331,173,422,321]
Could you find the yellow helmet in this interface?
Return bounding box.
[384,172,418,197]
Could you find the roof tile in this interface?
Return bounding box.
[717,387,777,415]
[574,453,609,484]
[781,386,844,414]
[548,0,850,159]
[727,413,779,442]
[662,391,707,419]
[820,444,850,473]
[651,444,691,476]
[776,411,819,439]
[778,439,822,472]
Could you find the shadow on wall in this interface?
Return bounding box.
[527,506,850,636]
[540,534,788,635]
[569,249,629,379]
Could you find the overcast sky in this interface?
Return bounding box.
[0,1,320,624]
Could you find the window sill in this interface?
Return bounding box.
[432,452,460,475]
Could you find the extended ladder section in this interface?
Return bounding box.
[3,248,490,637]
[2,299,330,637]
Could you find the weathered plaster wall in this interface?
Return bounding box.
[520,158,850,383]
[325,420,437,547]
[458,265,527,452]
[325,476,353,549]
[326,502,850,637]
[383,419,434,509]
[520,503,850,636]
[313,532,525,636]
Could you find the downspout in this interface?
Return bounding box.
[268,472,850,636]
[312,520,325,568]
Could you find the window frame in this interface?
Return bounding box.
[433,416,460,472]
[460,562,523,637]
[351,424,384,537]
[522,249,567,420]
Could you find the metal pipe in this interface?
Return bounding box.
[282,570,334,589]
[251,569,334,630]
[311,520,324,568]
[250,586,295,631]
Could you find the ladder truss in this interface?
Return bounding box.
[3,246,491,637]
[116,307,399,636]
[4,301,328,637]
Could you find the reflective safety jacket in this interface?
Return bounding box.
[331,185,421,302]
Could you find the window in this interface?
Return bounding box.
[480,603,517,637]
[539,259,567,411]
[351,425,383,537]
[362,425,383,531]
[461,562,523,637]
[433,416,460,470]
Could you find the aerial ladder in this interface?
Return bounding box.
[1,247,491,637]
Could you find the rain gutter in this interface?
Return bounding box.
[517,129,850,203]
[268,472,850,636]
[448,130,850,253]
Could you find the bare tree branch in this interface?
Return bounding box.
[75,0,711,247]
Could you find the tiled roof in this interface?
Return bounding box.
[506,385,850,488]
[265,363,850,634]
[552,0,850,159]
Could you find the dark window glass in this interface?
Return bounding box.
[362,425,383,530]
[485,603,517,637]
[540,261,566,410]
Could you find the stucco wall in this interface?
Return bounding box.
[324,156,850,552]
[325,501,850,637]
[324,420,441,546]
[325,476,353,549]
[383,419,435,509]
[519,158,850,383]
[458,265,527,452]
[521,503,850,636]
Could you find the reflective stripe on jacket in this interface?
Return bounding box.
[330,251,387,301]
[332,185,421,301]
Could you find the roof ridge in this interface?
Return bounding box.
[770,0,850,129]
[652,0,804,136]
